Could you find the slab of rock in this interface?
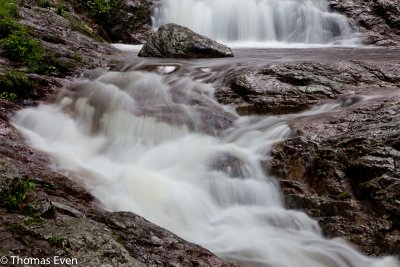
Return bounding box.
[138,23,234,58]
[216,61,400,115]
[270,96,400,255]
[329,0,400,46]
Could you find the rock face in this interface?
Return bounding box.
[216,61,400,115]
[271,96,400,255]
[329,0,400,45]
[138,23,234,58]
[216,58,400,256]
[107,0,153,43]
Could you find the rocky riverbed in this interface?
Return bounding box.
[1,0,400,265]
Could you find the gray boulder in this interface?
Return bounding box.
[138,23,234,58]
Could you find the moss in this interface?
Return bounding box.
[80,0,122,26]
[42,181,57,190]
[23,217,44,225]
[36,0,52,9]
[0,18,23,38]
[0,70,33,97]
[56,4,70,16]
[47,236,66,249]
[112,230,125,246]
[1,32,43,68]
[0,179,36,211]
[0,0,18,19]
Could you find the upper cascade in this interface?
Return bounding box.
[153,0,356,44]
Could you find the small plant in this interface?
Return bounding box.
[56,4,69,16]
[0,0,18,19]
[47,236,66,248]
[80,0,122,26]
[71,50,82,63]
[0,179,36,211]
[112,230,125,245]
[0,91,17,101]
[0,70,33,98]
[0,32,43,69]
[37,0,52,9]
[0,18,23,39]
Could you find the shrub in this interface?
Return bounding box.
[0,0,18,18]
[81,0,122,25]
[0,70,33,98]
[0,179,36,211]
[0,32,43,69]
[0,18,23,38]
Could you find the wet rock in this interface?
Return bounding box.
[270,95,400,255]
[328,0,400,46]
[216,61,400,115]
[107,0,153,44]
[139,23,234,58]
[18,6,116,72]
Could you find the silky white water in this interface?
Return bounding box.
[153,0,357,44]
[13,68,399,267]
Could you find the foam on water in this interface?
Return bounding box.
[153,0,358,44]
[13,70,399,267]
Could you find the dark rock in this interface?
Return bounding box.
[270,95,400,255]
[107,0,153,44]
[216,61,400,115]
[139,23,234,58]
[328,0,400,46]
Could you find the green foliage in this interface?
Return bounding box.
[56,4,70,16]
[112,230,125,245]
[0,0,18,19]
[0,18,23,39]
[0,91,17,101]
[0,32,43,69]
[47,236,66,248]
[81,0,122,25]
[37,0,52,8]
[71,50,82,63]
[0,70,33,98]
[0,179,36,211]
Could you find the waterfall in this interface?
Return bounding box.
[153,0,356,44]
[13,68,398,267]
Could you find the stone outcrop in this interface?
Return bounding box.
[215,58,400,255]
[216,61,400,115]
[329,0,400,45]
[138,23,234,58]
[107,0,153,44]
[270,95,400,255]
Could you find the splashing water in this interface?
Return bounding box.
[13,69,398,266]
[153,0,357,45]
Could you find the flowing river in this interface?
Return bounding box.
[12,46,400,267]
[10,0,400,265]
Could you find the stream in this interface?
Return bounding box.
[12,46,400,267]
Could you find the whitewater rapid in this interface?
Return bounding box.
[13,68,399,266]
[153,0,358,45]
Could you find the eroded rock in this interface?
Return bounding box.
[216,61,400,115]
[139,23,234,58]
[271,96,400,255]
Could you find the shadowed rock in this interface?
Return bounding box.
[138,23,234,58]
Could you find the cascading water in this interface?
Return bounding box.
[153,0,356,44]
[13,66,399,267]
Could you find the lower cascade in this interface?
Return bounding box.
[13,69,398,267]
[153,0,356,44]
